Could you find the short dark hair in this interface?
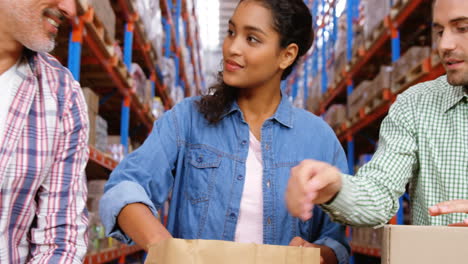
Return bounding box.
[197,0,315,124]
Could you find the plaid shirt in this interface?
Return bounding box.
[323,75,468,226]
[0,51,89,263]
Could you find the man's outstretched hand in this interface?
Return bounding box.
[286,160,342,221]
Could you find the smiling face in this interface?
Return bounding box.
[222,0,295,90]
[433,0,468,86]
[0,0,76,53]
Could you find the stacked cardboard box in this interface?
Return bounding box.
[108,135,131,162]
[352,25,366,60]
[131,63,153,109]
[87,180,121,253]
[324,104,347,130]
[351,227,383,250]
[135,0,164,61]
[348,80,372,119]
[365,66,393,105]
[95,115,108,153]
[382,225,468,264]
[89,0,116,42]
[362,0,391,42]
[391,46,431,93]
[306,75,322,114]
[81,88,99,146]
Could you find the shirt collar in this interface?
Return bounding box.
[442,79,467,113]
[222,90,294,128]
[15,49,37,79]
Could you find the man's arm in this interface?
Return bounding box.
[287,94,419,226]
[28,81,89,263]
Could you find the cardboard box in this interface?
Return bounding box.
[146,238,320,264]
[381,225,468,264]
[89,0,116,41]
[348,80,371,119]
[81,88,99,145]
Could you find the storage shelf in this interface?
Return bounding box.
[88,145,118,171]
[336,62,444,142]
[350,243,381,258]
[75,2,155,131]
[182,0,204,95]
[116,0,173,109]
[317,0,428,115]
[84,245,142,264]
[160,0,194,97]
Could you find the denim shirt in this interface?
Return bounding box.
[100,95,350,263]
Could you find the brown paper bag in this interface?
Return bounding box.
[145,238,320,264]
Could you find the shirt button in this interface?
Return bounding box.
[196,156,203,163]
[237,175,244,181]
[265,144,270,150]
[266,180,271,188]
[230,213,237,220]
[267,217,271,225]
[241,140,247,146]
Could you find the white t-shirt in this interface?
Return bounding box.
[0,61,19,144]
[234,131,264,244]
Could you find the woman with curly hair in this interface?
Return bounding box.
[100,1,350,263]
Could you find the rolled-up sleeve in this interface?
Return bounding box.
[99,100,188,243]
[99,181,159,243]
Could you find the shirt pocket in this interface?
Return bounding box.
[185,146,222,204]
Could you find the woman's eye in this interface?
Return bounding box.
[247,36,259,43]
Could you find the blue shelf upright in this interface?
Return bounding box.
[68,19,85,81]
[121,21,135,155]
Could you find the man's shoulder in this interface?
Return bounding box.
[36,52,72,74]
[35,52,81,94]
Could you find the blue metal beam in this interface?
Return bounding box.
[67,22,84,81]
[121,22,134,155]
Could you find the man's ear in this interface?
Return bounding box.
[279,43,299,70]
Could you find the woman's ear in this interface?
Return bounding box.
[279,43,299,70]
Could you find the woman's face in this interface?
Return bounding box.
[222,0,285,89]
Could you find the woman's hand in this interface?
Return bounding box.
[289,236,337,264]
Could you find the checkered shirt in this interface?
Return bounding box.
[323,75,468,226]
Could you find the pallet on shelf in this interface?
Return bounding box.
[390,0,411,19]
[391,57,431,94]
[365,20,387,50]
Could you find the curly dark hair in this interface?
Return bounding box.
[197,0,314,124]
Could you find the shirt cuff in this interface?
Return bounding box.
[99,181,159,244]
[321,174,356,224]
[314,237,350,264]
